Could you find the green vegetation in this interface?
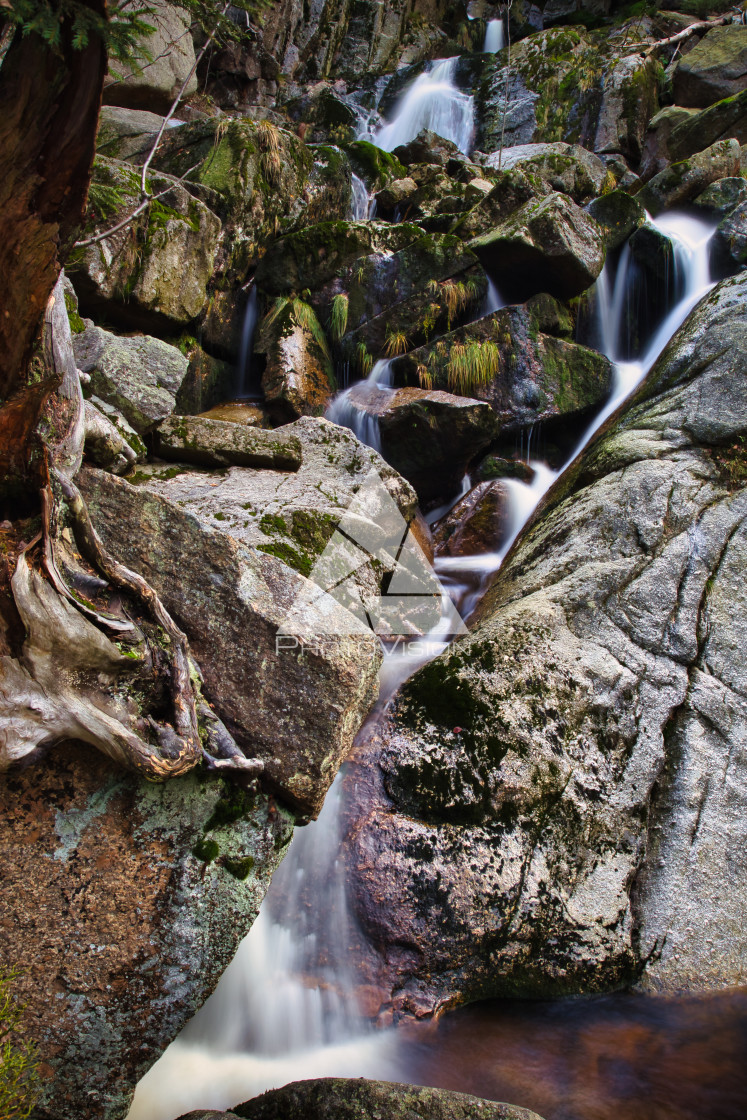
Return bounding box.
[329,293,349,342]
[446,340,501,396]
[355,340,373,376]
[0,968,40,1120]
[384,329,409,357]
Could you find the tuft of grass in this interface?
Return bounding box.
[0,968,41,1120]
[384,328,409,357]
[416,362,433,390]
[355,340,373,376]
[447,340,500,396]
[263,296,332,364]
[330,293,349,342]
[256,119,284,186]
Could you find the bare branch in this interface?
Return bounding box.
[627,15,730,56]
[74,161,203,248]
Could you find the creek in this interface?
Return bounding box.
[128,54,744,1120]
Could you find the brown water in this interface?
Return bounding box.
[397,988,747,1120]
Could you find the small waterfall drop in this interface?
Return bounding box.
[325,359,395,453]
[373,58,474,156]
[483,18,505,52]
[236,285,259,398]
[128,213,719,1120]
[350,173,374,221]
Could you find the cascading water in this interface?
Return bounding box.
[483,18,505,53]
[128,212,719,1120]
[372,58,474,156]
[236,284,259,398]
[325,359,394,453]
[350,173,374,221]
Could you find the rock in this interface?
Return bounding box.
[450,169,544,241]
[342,385,498,503]
[393,129,464,167]
[79,441,389,818]
[342,270,747,1012]
[374,177,419,214]
[209,1078,545,1120]
[283,84,359,144]
[473,453,535,483]
[667,88,747,163]
[156,416,303,470]
[345,141,407,189]
[593,53,659,163]
[96,105,167,162]
[635,137,741,216]
[69,156,221,331]
[639,106,699,181]
[255,220,423,296]
[586,190,646,251]
[468,193,606,302]
[0,744,293,1120]
[150,119,352,281]
[103,0,198,114]
[433,481,511,557]
[694,175,747,218]
[200,402,267,427]
[88,394,148,461]
[255,297,335,422]
[74,326,189,434]
[711,200,747,271]
[397,305,612,437]
[482,142,606,203]
[673,25,747,109]
[175,341,237,416]
[83,400,138,475]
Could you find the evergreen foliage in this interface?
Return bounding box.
[0,968,40,1120]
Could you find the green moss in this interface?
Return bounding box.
[345,140,407,187]
[257,540,313,578]
[203,787,257,833]
[64,291,86,334]
[259,512,288,535]
[192,837,220,863]
[223,855,255,880]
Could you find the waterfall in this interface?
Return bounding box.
[373,58,475,156]
[325,359,395,453]
[236,285,258,398]
[483,18,505,52]
[127,213,718,1120]
[350,174,373,221]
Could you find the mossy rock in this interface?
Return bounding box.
[344,140,407,188]
[586,190,646,251]
[673,25,747,109]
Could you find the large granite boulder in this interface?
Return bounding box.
[69,157,221,331]
[96,105,168,163]
[667,88,747,163]
[342,269,747,1016]
[74,325,189,434]
[482,142,606,203]
[635,137,741,216]
[673,25,747,109]
[155,416,303,470]
[639,105,699,180]
[103,0,198,114]
[592,53,659,163]
[468,193,605,302]
[179,1078,545,1120]
[1,745,293,1120]
[711,199,747,271]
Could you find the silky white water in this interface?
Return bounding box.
[236,284,259,398]
[350,173,374,221]
[373,58,474,155]
[483,18,505,52]
[128,212,717,1120]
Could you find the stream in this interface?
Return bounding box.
[128,54,746,1120]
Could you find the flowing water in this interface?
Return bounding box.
[236,285,259,399]
[372,58,474,156]
[483,19,505,53]
[127,209,733,1120]
[350,173,375,221]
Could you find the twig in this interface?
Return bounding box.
[74,161,203,248]
[627,15,729,56]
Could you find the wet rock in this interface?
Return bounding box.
[343,270,747,1012]
[450,169,544,241]
[374,177,419,214]
[175,341,236,417]
[433,481,511,557]
[156,416,302,470]
[468,193,606,302]
[673,25,747,109]
[204,1077,545,1120]
[199,402,268,427]
[694,175,747,218]
[635,137,741,216]
[345,141,407,190]
[586,190,646,251]
[711,200,747,270]
[1,744,293,1120]
[667,88,747,162]
[393,129,464,167]
[473,453,535,484]
[283,84,359,144]
[79,441,389,817]
[593,53,659,163]
[639,106,699,181]
[103,0,197,114]
[83,400,138,475]
[70,157,221,332]
[95,105,166,162]
[397,305,612,437]
[483,142,606,203]
[74,325,189,434]
[255,298,335,422]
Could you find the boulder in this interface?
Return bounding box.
[255,298,335,422]
[103,0,198,114]
[199,402,267,427]
[468,193,606,302]
[83,399,139,475]
[667,88,747,162]
[189,1078,545,1120]
[175,341,237,416]
[341,385,498,503]
[673,25,747,109]
[374,176,419,214]
[156,416,303,470]
[69,156,221,331]
[593,53,659,163]
[79,437,391,817]
[0,745,293,1120]
[342,269,747,1014]
[586,190,646,251]
[694,175,747,218]
[433,481,511,557]
[711,200,747,271]
[345,141,407,190]
[96,105,168,163]
[635,137,741,216]
[74,326,189,434]
[392,129,464,167]
[482,142,606,203]
[397,305,612,437]
[639,105,699,181]
[450,169,544,241]
[282,84,360,144]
